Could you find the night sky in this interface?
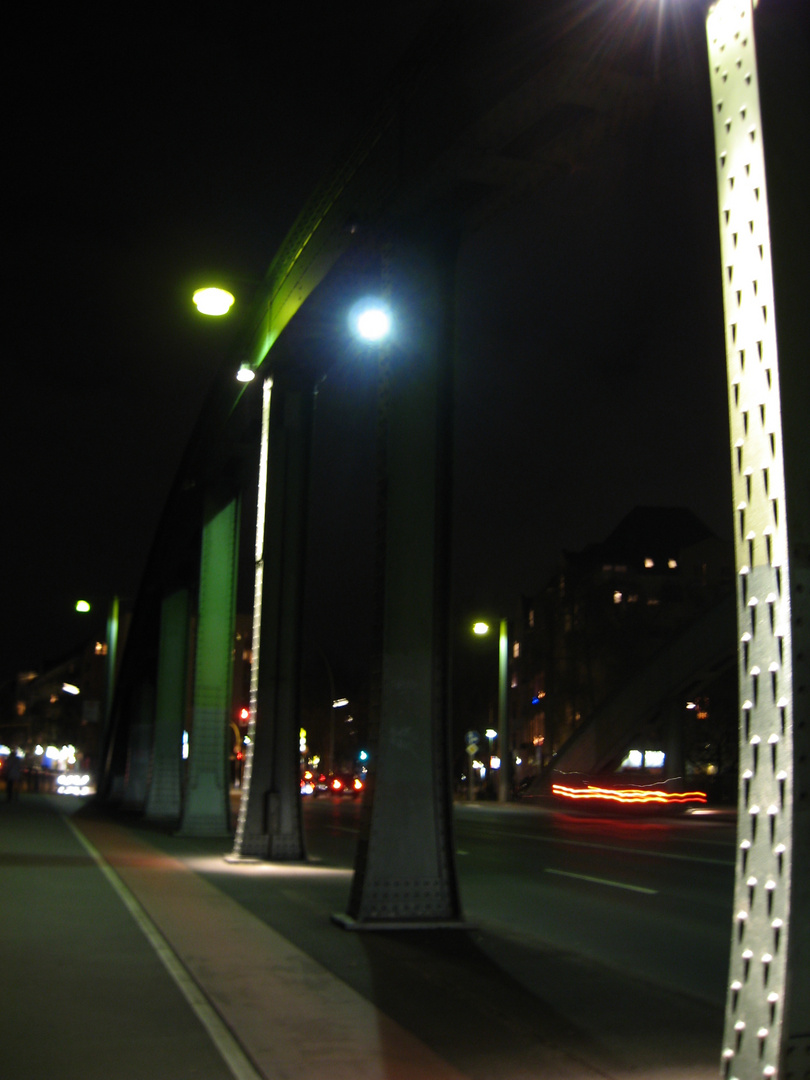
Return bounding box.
[7,0,774,695]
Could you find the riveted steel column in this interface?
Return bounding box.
[337,240,462,927]
[144,588,190,822]
[179,493,240,837]
[121,680,154,810]
[232,373,313,860]
[707,3,809,1076]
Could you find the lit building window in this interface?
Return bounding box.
[528,609,535,628]
[644,558,655,569]
[94,642,108,656]
[613,591,622,604]
[513,641,520,659]
[511,675,518,689]
[668,559,678,569]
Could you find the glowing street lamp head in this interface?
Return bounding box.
[473,621,490,636]
[193,287,235,316]
[236,363,255,383]
[75,600,91,614]
[350,299,392,343]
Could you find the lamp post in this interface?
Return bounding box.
[472,618,510,802]
[231,291,395,859]
[330,697,349,777]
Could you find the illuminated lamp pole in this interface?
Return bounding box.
[473,619,509,802]
[330,697,349,777]
[336,247,463,928]
[142,288,247,823]
[233,297,389,860]
[702,2,809,1076]
[75,595,120,773]
[173,285,245,834]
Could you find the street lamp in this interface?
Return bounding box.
[330,697,349,776]
[192,286,235,316]
[471,618,510,802]
[349,297,393,343]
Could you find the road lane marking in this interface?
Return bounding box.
[468,828,734,867]
[65,818,264,1080]
[545,868,658,894]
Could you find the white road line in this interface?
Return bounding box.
[545,868,658,895]
[476,828,734,867]
[65,818,265,1080]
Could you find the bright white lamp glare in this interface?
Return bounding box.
[193,287,235,316]
[236,363,255,383]
[351,300,392,342]
[473,622,489,635]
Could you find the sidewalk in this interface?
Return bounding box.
[1,794,722,1080]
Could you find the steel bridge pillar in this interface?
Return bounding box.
[232,373,313,860]
[706,3,809,1076]
[120,680,154,810]
[144,588,190,822]
[336,239,462,928]
[178,492,240,837]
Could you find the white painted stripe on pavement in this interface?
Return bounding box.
[65,818,265,1080]
[483,828,734,867]
[545,868,658,894]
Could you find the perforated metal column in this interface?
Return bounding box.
[179,493,240,837]
[707,3,809,1076]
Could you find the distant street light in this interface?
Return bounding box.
[330,696,349,775]
[192,287,235,316]
[471,618,510,802]
[75,600,91,613]
[236,363,256,383]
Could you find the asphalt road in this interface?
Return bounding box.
[452,801,737,1007]
[169,795,734,1079]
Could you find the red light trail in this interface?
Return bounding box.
[552,783,707,806]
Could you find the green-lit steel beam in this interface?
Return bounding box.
[144,588,190,822]
[179,494,241,837]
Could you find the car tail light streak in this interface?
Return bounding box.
[552,783,707,806]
